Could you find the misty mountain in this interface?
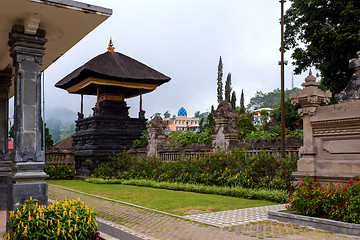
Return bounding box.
[45,107,77,125]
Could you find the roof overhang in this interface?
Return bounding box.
[66,77,158,98]
[0,0,112,98]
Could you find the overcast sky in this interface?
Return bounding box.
[13,0,310,121]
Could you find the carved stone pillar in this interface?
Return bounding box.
[289,70,331,183]
[212,101,239,150]
[0,68,12,210]
[7,25,48,211]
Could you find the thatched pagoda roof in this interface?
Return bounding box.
[55,49,171,98]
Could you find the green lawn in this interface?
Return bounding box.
[47,180,278,215]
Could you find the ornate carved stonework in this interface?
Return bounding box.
[147,116,167,157]
[290,69,332,114]
[72,100,146,177]
[336,51,360,103]
[290,67,360,185]
[212,101,240,150]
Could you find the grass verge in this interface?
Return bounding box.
[47,179,284,216]
[85,178,288,203]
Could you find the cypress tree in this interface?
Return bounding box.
[217,57,223,103]
[240,89,246,114]
[224,73,232,102]
[230,91,236,109]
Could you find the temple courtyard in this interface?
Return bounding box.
[1,183,359,240]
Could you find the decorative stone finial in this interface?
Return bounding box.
[107,39,115,52]
[303,68,318,86]
[289,68,332,116]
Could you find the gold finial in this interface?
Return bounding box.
[107,39,115,52]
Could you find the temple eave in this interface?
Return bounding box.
[65,77,158,94]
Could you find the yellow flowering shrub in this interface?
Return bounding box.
[5,197,99,240]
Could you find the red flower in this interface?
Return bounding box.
[150,160,152,163]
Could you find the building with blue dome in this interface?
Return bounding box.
[164,107,200,132]
[178,107,187,117]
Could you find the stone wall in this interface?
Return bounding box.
[144,114,302,161]
[290,66,360,185]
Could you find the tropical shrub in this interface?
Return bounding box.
[92,148,298,191]
[132,130,148,147]
[288,176,360,223]
[5,197,99,240]
[236,114,256,139]
[166,130,212,147]
[44,165,74,180]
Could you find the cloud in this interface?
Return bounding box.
[23,0,305,120]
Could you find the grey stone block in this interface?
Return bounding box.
[7,182,48,211]
[0,175,8,210]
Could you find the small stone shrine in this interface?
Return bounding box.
[212,101,240,150]
[290,64,360,185]
[55,41,170,176]
[147,116,167,157]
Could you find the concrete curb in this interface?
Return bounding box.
[268,210,360,237]
[96,217,159,240]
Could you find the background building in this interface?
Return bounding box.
[165,107,200,132]
[252,108,273,126]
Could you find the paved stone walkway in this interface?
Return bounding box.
[184,204,287,227]
[48,185,360,240]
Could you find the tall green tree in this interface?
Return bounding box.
[194,111,200,118]
[200,105,216,132]
[217,56,224,103]
[230,91,236,109]
[284,0,360,94]
[236,114,257,139]
[240,89,246,114]
[247,88,300,110]
[271,98,302,131]
[224,73,232,102]
[47,117,62,143]
[42,120,54,148]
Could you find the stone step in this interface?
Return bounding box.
[0,168,11,173]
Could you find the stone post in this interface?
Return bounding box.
[0,68,12,210]
[147,116,166,157]
[7,25,48,211]
[289,70,331,182]
[212,101,239,150]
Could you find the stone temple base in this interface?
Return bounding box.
[72,100,146,177]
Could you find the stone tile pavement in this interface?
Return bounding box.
[184,204,287,227]
[48,185,360,240]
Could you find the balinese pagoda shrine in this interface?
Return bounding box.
[55,41,171,176]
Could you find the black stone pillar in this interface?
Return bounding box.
[7,25,48,211]
[0,68,12,210]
